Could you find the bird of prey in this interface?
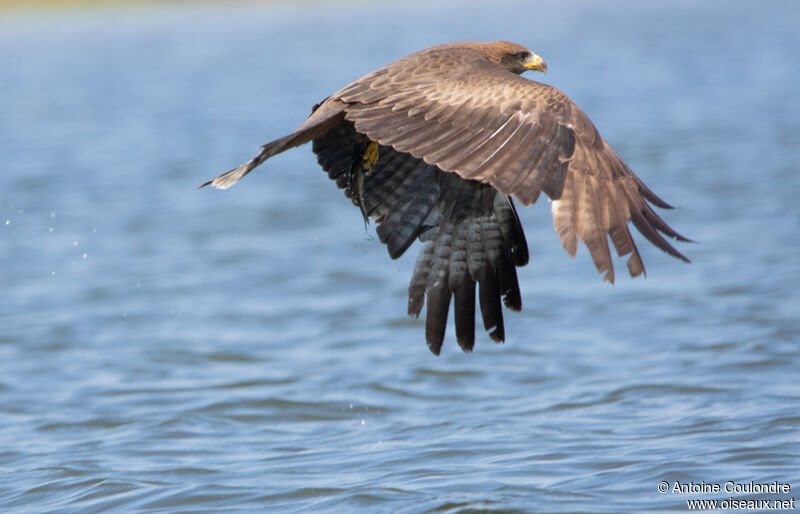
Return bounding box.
[201,41,689,355]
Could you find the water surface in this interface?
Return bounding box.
[1,1,799,511]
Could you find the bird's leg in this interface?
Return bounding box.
[362,140,380,171]
[350,137,380,225]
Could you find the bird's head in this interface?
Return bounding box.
[482,41,547,75]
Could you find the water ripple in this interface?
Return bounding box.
[1,0,798,512]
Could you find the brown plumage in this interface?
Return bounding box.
[200,41,690,355]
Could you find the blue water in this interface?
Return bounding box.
[1,0,799,511]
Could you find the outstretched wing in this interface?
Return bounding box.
[330,46,689,282]
[201,44,688,286]
[313,120,528,354]
[199,99,345,190]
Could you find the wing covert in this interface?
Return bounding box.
[329,47,688,282]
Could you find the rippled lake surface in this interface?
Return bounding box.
[2,0,799,511]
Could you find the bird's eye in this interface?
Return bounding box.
[516,51,529,60]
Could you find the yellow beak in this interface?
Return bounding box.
[523,54,547,74]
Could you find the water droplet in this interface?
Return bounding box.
[51,271,56,276]
[48,227,54,232]
[50,211,56,219]
[4,220,9,225]
[361,419,365,425]
[73,240,78,246]
[82,253,87,259]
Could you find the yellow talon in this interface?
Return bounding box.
[362,140,379,173]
